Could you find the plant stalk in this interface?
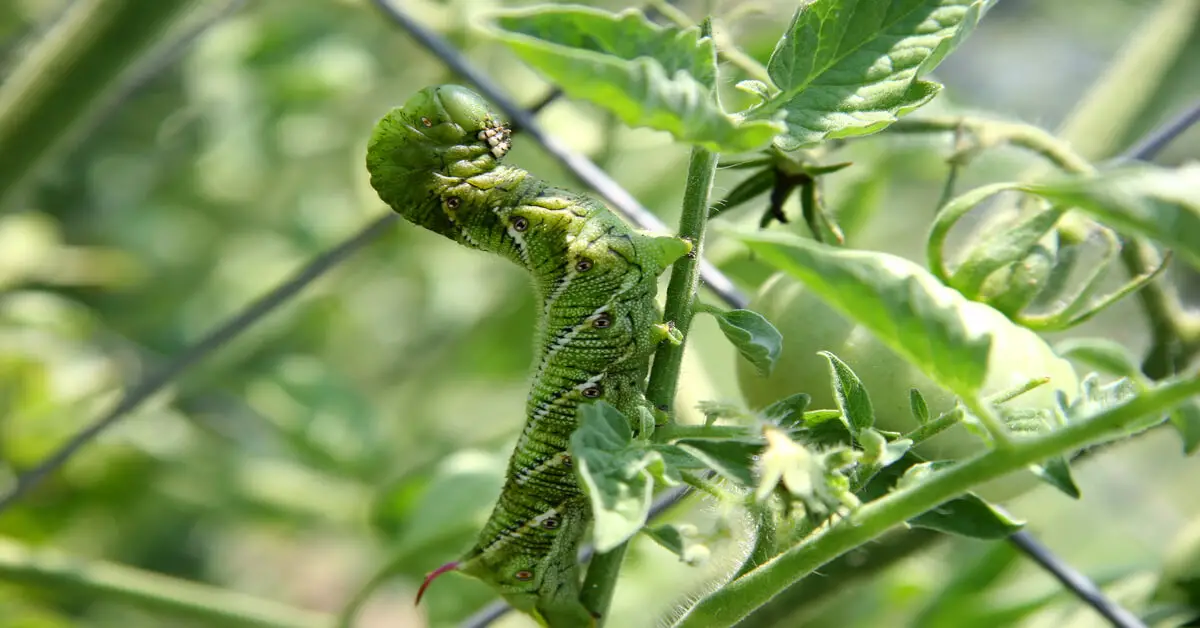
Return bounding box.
[580,112,721,628]
[889,116,1093,175]
[0,537,330,628]
[672,375,1200,627]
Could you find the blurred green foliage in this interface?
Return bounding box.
[0,1,1197,627]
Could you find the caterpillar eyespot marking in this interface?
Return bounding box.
[365,84,690,625]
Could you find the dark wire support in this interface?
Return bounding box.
[1008,531,1148,628]
[1117,99,1200,164]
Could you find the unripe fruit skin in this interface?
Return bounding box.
[737,273,1081,502]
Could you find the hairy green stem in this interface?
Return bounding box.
[735,527,943,628]
[672,375,1200,627]
[888,116,1093,175]
[733,503,779,580]
[0,0,200,210]
[581,135,720,625]
[903,406,965,445]
[653,424,750,442]
[680,471,727,499]
[0,537,330,628]
[644,159,720,409]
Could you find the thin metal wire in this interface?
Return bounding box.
[1008,532,1148,628]
[367,0,749,310]
[0,213,399,513]
[1115,99,1200,164]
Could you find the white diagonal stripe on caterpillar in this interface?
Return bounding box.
[526,301,612,405]
[480,507,560,556]
[513,451,570,486]
[515,371,606,451]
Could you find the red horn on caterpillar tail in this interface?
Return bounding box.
[415,561,460,605]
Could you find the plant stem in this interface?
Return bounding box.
[736,528,943,628]
[580,94,721,628]
[903,406,965,445]
[0,537,330,628]
[888,117,1092,175]
[653,424,750,442]
[733,502,779,579]
[643,156,721,412]
[0,0,201,210]
[671,375,1200,627]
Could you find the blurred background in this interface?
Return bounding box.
[0,0,1198,627]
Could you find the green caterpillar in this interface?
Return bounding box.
[365,85,690,627]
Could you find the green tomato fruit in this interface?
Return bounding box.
[736,272,1081,502]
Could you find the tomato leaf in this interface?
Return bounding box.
[673,438,763,487]
[711,168,776,219]
[762,0,989,150]
[712,309,784,377]
[644,524,711,565]
[1055,338,1142,378]
[729,229,993,401]
[910,388,931,424]
[820,351,875,433]
[570,401,662,552]
[950,204,1064,297]
[1030,456,1081,499]
[763,392,811,427]
[908,493,1025,539]
[482,6,783,152]
[1024,164,1200,269]
[1169,400,1200,455]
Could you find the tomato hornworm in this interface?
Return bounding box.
[365,85,691,626]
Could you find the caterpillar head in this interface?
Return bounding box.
[365,84,511,241]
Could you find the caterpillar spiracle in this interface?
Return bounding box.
[365,85,691,627]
